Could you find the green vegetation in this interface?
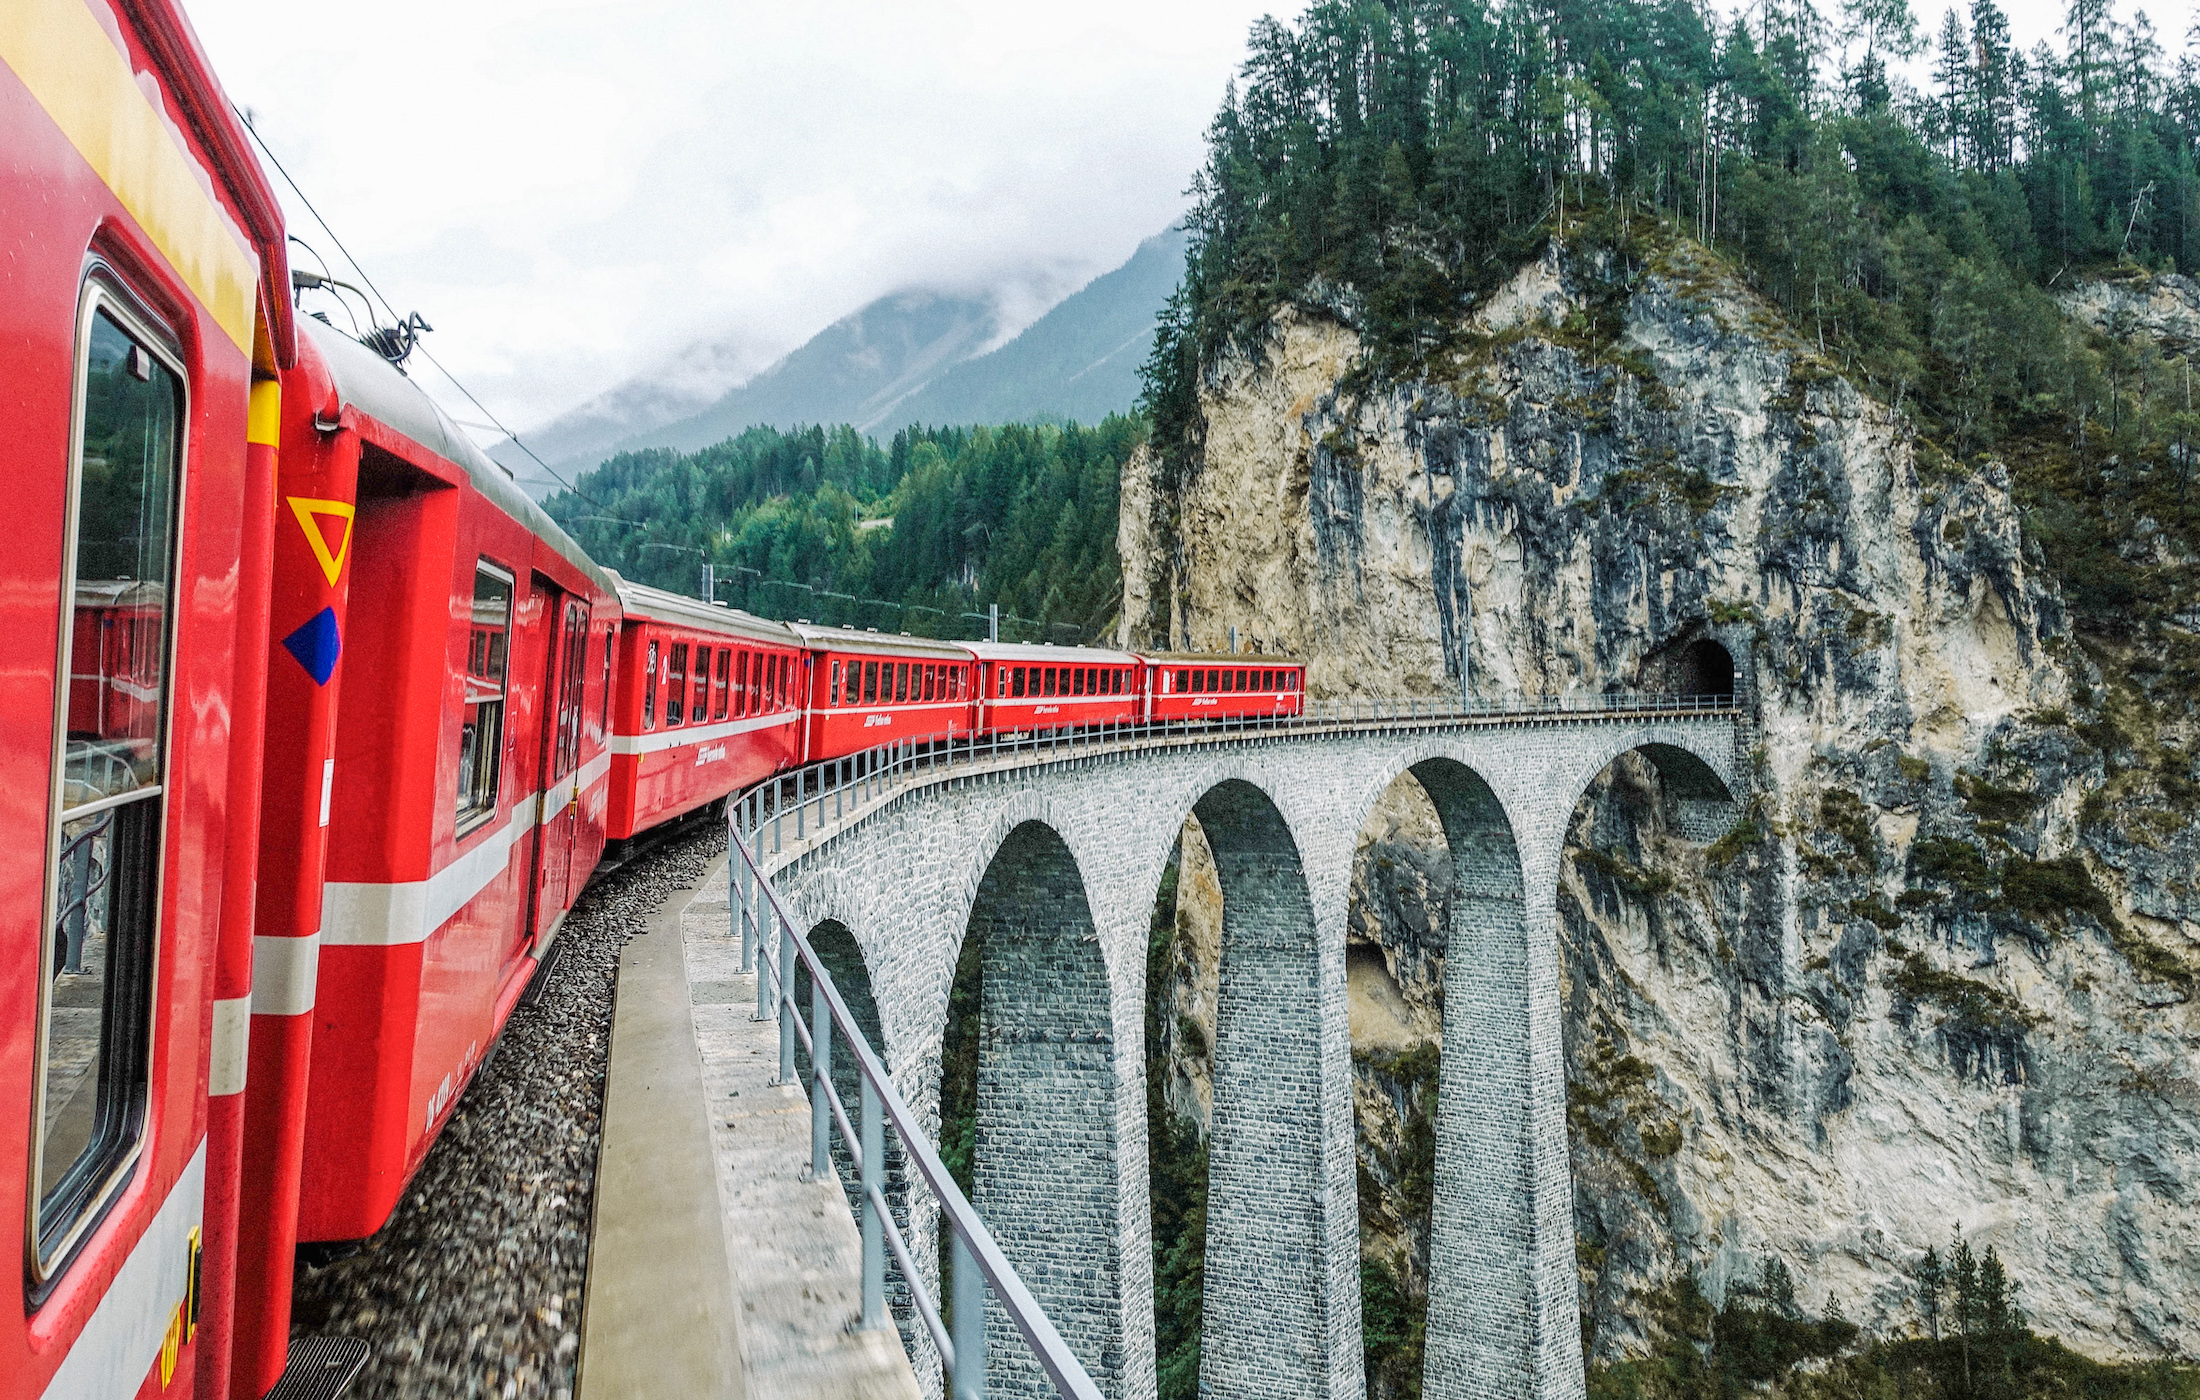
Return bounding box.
[1146,0,2200,638]
[1588,1235,2200,1399]
[1885,943,2034,1033]
[546,418,1140,640]
[1143,852,1209,1400]
[1355,1041,1440,1399]
[1577,847,1678,901]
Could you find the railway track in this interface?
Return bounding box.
[287,824,727,1400]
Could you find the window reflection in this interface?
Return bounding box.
[457,564,512,831]
[37,301,180,1278]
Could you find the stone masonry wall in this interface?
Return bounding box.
[762,715,1740,1400]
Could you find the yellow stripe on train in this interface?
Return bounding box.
[0,0,259,354]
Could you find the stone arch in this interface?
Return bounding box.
[1187,777,1347,1400]
[958,819,1125,1398]
[1402,757,1569,1400]
[1565,734,1741,848]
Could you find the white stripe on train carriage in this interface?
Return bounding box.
[608,708,798,758]
[321,788,539,948]
[38,1143,204,1400]
[577,747,612,792]
[207,997,250,1097]
[249,934,321,1017]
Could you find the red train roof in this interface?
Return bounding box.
[611,577,797,643]
[119,0,295,367]
[301,319,615,594]
[784,622,972,661]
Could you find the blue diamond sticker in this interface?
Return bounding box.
[281,606,341,686]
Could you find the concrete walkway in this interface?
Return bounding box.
[580,853,919,1400]
[684,861,922,1400]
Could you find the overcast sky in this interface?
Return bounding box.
[185,0,1283,438]
[185,0,2189,441]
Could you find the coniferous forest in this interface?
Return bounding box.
[546,418,1134,640]
[1146,0,2200,636]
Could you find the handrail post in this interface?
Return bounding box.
[860,1075,886,1330]
[738,832,756,974]
[811,966,832,1180]
[778,921,797,1085]
[951,1229,986,1399]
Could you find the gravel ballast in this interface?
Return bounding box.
[289,822,727,1399]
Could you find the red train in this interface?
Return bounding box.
[0,5,1300,1398]
[605,580,804,840]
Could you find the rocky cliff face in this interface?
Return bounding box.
[1125,236,2200,1366]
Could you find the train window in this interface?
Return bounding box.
[666,644,688,725]
[829,659,842,706]
[842,658,858,706]
[714,651,730,719]
[859,661,875,705]
[775,655,787,709]
[457,563,514,834]
[33,293,183,1283]
[693,647,711,721]
[644,640,658,729]
[601,627,615,732]
[922,665,934,702]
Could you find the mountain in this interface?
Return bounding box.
[493,289,1004,492]
[888,226,1185,429]
[495,227,1185,494]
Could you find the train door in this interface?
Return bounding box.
[528,591,590,948]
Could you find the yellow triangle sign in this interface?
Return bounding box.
[287,497,356,586]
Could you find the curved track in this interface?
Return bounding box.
[289,825,727,1399]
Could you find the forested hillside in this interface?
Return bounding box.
[1135,3,2200,1398]
[1146,0,2200,635]
[544,418,1138,641]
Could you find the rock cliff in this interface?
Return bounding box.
[1125,235,2200,1369]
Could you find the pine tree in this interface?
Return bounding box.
[1934,7,1972,163]
[1970,0,2018,168]
[2064,0,2117,126]
[1915,1243,1946,1339]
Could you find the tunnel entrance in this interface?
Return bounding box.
[1674,638,1735,699]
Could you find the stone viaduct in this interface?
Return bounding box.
[751,707,1742,1400]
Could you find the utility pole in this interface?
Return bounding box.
[989,603,999,643]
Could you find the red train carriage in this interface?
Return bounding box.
[793,625,976,763]
[1138,653,1305,723]
[966,642,1142,736]
[64,582,171,755]
[605,580,803,839]
[1,0,295,1397]
[277,320,621,1264]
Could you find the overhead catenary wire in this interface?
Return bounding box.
[237,108,601,507]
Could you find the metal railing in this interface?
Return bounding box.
[731,690,1739,860]
[718,688,1735,1395]
[54,808,114,974]
[728,814,1105,1400]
